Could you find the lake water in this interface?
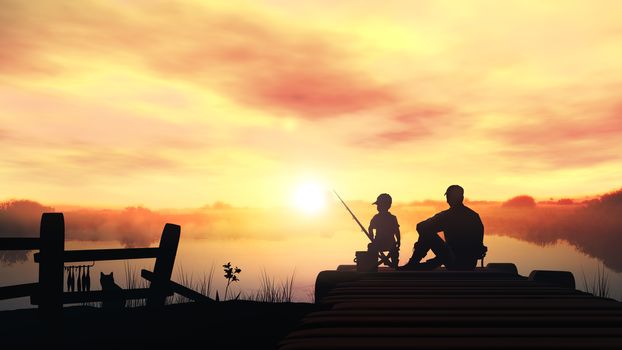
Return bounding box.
[1,233,621,310]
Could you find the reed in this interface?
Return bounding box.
[581,263,611,299]
[123,261,148,307]
[171,264,216,304]
[246,269,296,303]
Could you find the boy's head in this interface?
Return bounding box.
[372,193,392,212]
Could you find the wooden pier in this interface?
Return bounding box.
[279,264,622,349]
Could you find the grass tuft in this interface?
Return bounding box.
[581,263,610,299]
[123,261,148,307]
[120,263,301,305]
[246,269,296,303]
[171,263,216,304]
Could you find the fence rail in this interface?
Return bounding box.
[33,247,160,263]
[0,212,183,315]
[0,237,40,250]
[0,283,39,300]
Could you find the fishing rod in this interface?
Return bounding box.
[333,190,392,266]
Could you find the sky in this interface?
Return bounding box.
[1,0,622,209]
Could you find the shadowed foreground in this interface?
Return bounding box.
[0,301,317,348]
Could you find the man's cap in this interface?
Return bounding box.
[444,185,464,196]
[373,193,392,205]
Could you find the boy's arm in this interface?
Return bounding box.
[368,216,376,240]
[395,217,401,248]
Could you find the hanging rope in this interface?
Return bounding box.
[84,266,90,292]
[64,262,95,292]
[77,266,82,292]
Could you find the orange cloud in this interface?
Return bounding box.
[139,9,398,119]
[496,103,622,169]
[1,1,397,120]
[358,129,429,146]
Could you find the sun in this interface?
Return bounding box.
[293,182,327,214]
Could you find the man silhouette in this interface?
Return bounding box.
[400,185,485,270]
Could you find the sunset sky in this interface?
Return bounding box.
[1,0,621,209]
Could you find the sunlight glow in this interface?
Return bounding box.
[293,182,326,214]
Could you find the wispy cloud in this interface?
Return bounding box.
[0,1,398,120]
[1,0,622,206]
[495,102,622,169]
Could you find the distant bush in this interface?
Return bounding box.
[502,195,536,208]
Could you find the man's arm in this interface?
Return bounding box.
[416,211,447,234]
[476,213,484,244]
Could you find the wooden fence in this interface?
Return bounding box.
[0,212,207,315]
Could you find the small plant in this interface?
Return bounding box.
[223,262,241,300]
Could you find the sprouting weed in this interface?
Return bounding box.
[223,262,242,300]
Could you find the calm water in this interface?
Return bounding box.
[1,234,621,310]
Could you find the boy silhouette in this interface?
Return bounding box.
[368,193,401,268]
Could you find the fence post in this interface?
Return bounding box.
[38,213,65,316]
[147,223,180,307]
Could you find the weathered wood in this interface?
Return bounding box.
[320,295,597,306]
[0,283,38,300]
[326,288,585,296]
[147,223,180,307]
[37,213,64,315]
[286,268,622,349]
[299,315,622,328]
[141,269,213,303]
[332,299,622,310]
[285,327,622,339]
[0,238,40,250]
[304,309,622,318]
[1,215,185,316]
[335,280,542,287]
[34,247,160,263]
[529,269,576,289]
[279,337,622,350]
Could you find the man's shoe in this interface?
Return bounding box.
[398,261,423,271]
[398,259,441,271]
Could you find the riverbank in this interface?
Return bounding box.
[0,301,318,349]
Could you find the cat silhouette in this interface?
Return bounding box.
[100,272,125,310]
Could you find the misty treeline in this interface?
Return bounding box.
[1,189,621,271]
[482,190,622,271]
[0,199,312,265]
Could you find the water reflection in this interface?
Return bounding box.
[1,235,621,310]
